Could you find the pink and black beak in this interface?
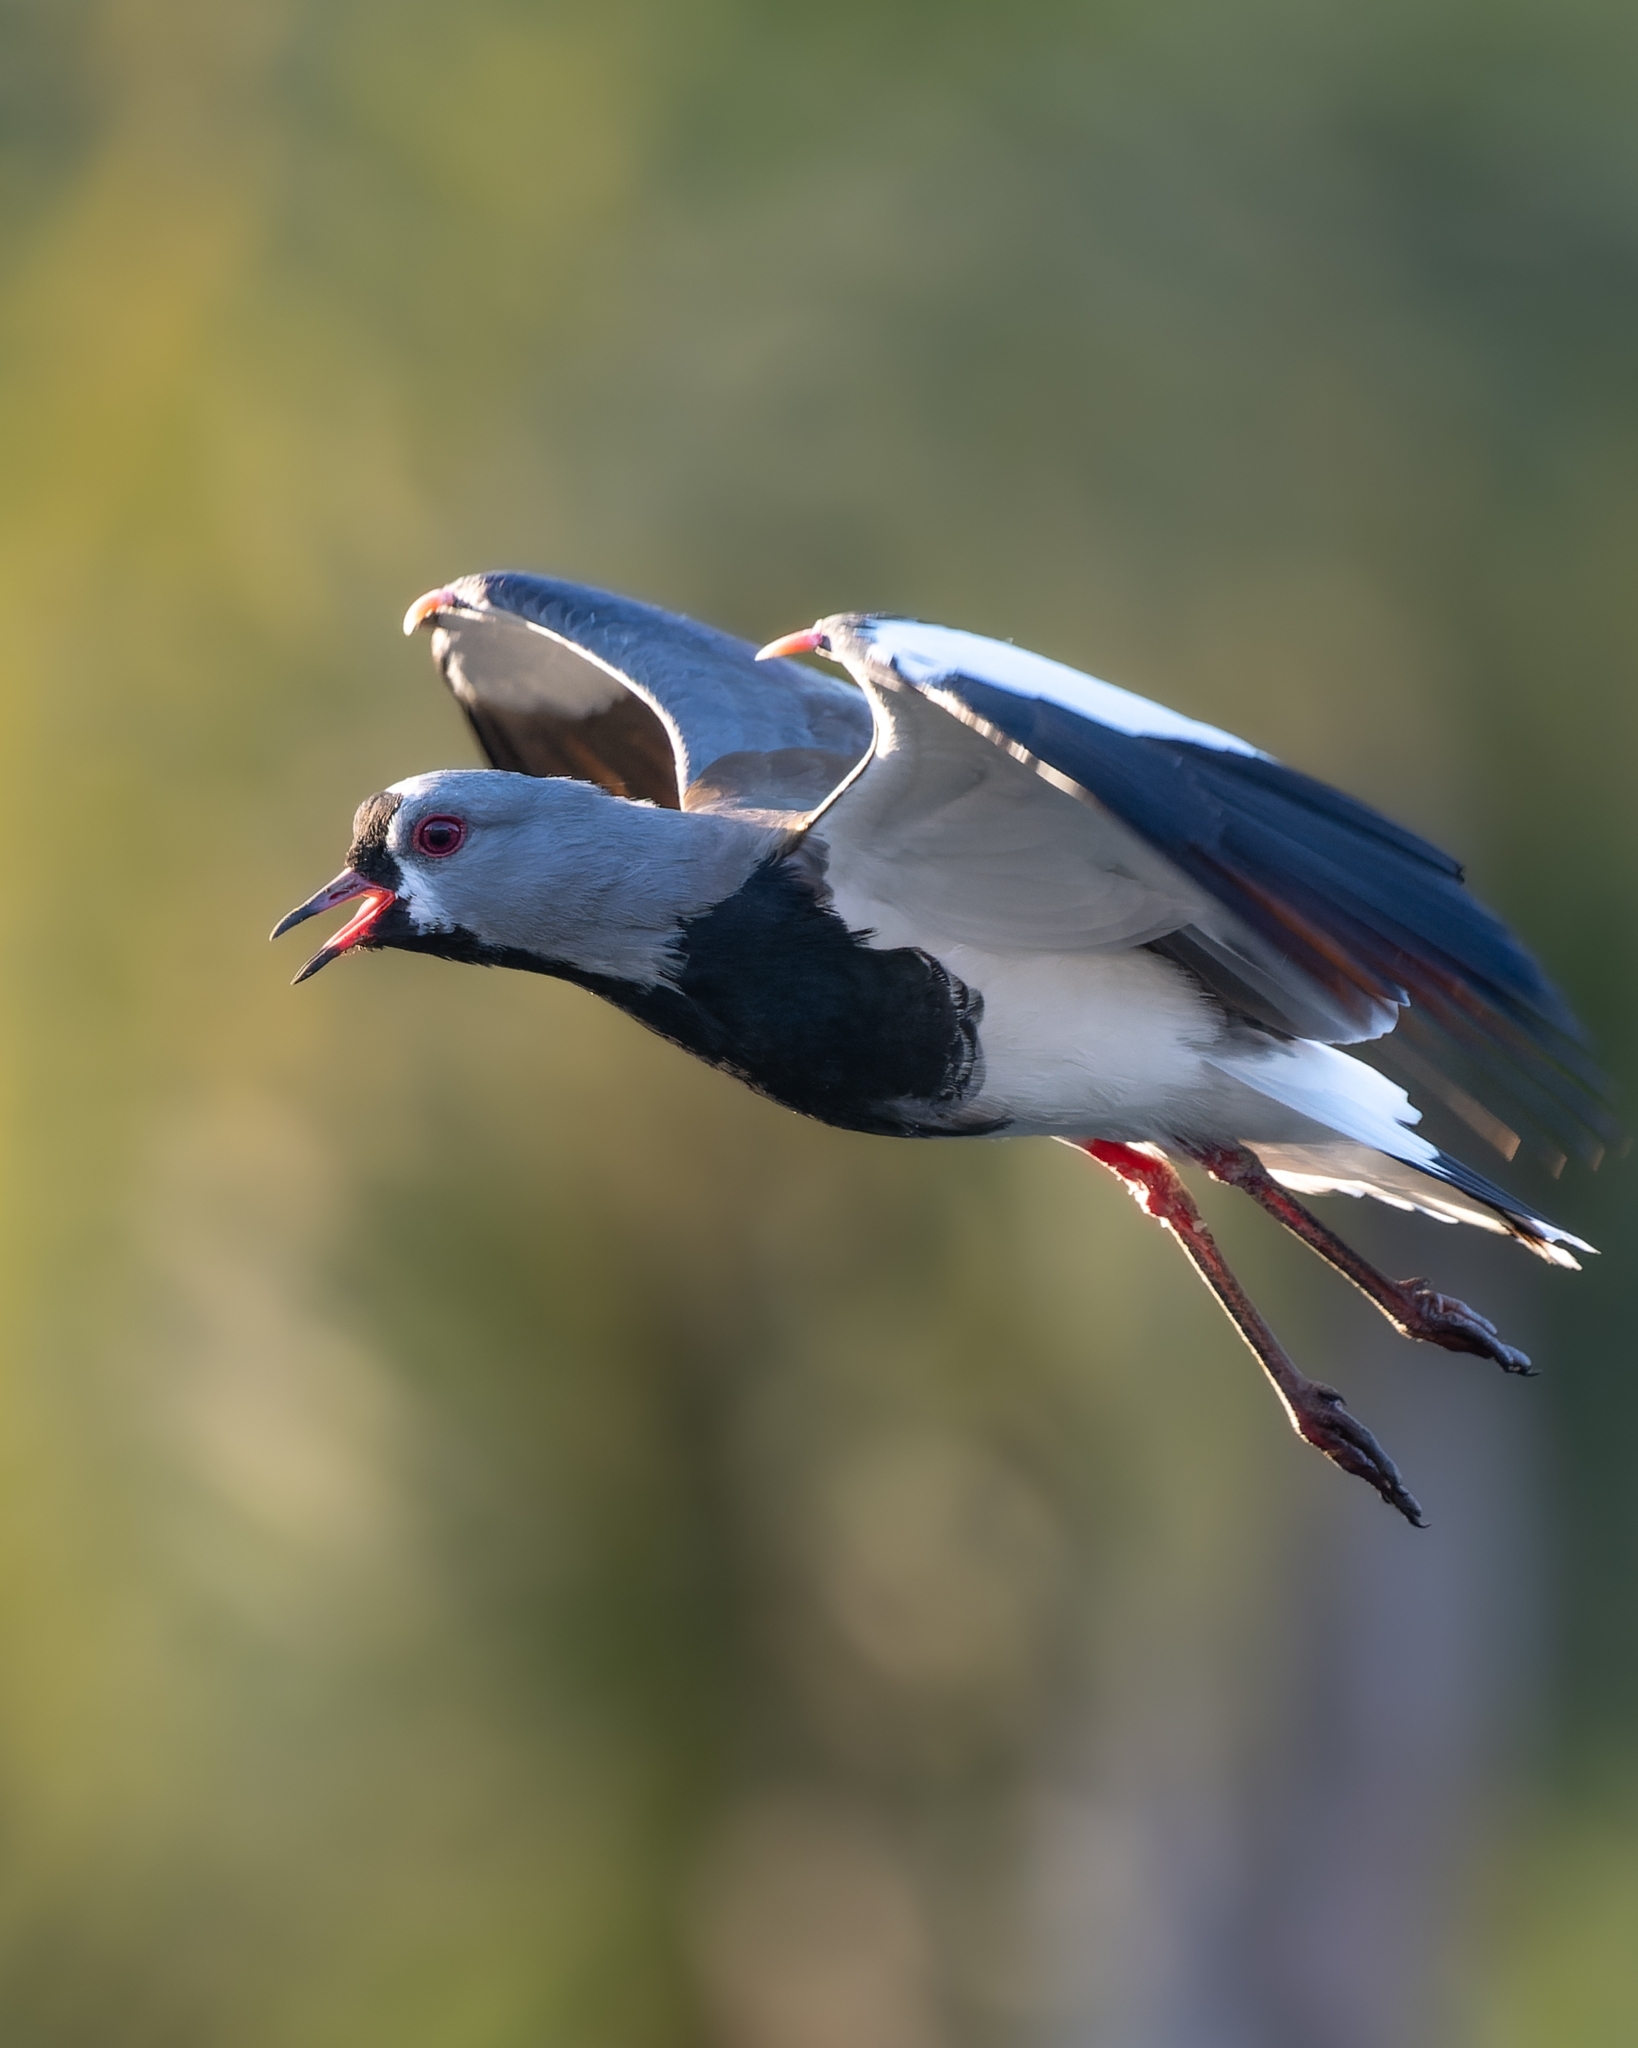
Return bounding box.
[271,870,398,985]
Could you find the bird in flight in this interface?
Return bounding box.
[275,574,1611,1524]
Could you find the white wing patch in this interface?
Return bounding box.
[863,619,1267,760]
[1205,1037,1436,1162]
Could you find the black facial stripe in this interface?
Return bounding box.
[346,790,405,889]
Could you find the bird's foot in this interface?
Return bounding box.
[1076,1142,1427,1524]
[1387,1281,1534,1376]
[1286,1378,1427,1527]
[1182,1143,1534,1379]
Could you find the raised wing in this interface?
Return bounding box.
[814,679,1215,957]
[821,615,1614,1167]
[813,670,1402,1042]
[406,574,873,820]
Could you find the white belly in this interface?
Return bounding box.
[915,942,1234,1138]
[828,891,1421,1151]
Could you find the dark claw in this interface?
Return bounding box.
[1294,1382,1427,1527]
[1074,1145,1435,1523]
[1396,1281,1535,1376]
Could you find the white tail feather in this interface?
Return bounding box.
[1208,1040,1592,1267]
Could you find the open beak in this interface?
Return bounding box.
[755,625,830,662]
[271,869,397,985]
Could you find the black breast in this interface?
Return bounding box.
[643,857,989,1134]
[389,855,990,1137]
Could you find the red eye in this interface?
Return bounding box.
[413,814,466,858]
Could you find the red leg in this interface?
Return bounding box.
[1180,1143,1532,1376]
[1078,1142,1425,1525]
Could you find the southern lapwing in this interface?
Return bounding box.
[275,574,1612,1524]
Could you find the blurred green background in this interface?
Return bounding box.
[1,1,1635,2042]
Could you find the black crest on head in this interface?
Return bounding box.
[347,791,404,889]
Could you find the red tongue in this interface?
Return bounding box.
[325,887,395,955]
[291,886,397,984]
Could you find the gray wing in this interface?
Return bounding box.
[817,673,1425,1050]
[814,679,1212,956]
[406,573,873,819]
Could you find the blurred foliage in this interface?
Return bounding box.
[0,0,1635,2043]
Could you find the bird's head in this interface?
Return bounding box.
[273,768,772,988]
[756,614,947,691]
[756,614,875,672]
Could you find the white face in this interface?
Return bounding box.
[356,768,772,984]
[377,770,543,937]
[373,769,661,971]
